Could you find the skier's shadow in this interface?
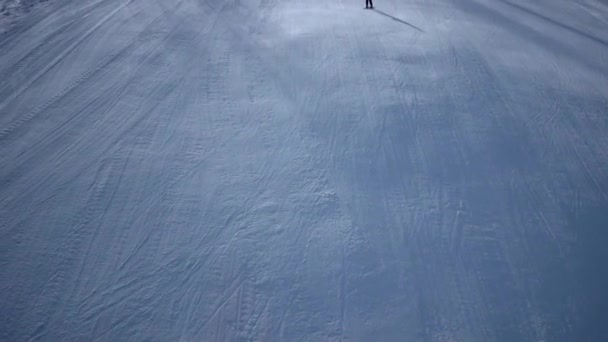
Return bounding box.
[372,9,424,32]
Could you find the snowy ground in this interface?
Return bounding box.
[1,0,607,340]
[0,0,52,28]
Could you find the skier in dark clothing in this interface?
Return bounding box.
[365,0,373,9]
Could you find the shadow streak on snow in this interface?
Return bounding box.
[497,0,608,49]
[372,9,424,32]
[455,0,608,75]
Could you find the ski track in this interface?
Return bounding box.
[1,0,608,341]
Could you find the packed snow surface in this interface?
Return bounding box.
[1,0,608,340]
[0,0,50,24]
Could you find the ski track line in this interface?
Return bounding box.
[0,16,190,334]
[0,0,115,78]
[20,154,126,342]
[109,83,185,274]
[527,63,563,132]
[90,1,234,274]
[246,296,270,340]
[575,1,608,26]
[63,6,232,328]
[572,138,608,200]
[0,47,135,146]
[0,18,80,88]
[521,172,564,257]
[374,19,427,228]
[273,295,292,338]
[0,78,181,217]
[0,19,187,212]
[538,210,563,256]
[195,270,247,338]
[83,252,177,339]
[0,0,111,52]
[71,151,131,290]
[0,0,135,114]
[543,62,565,130]
[0,0,188,145]
[451,210,465,255]
[341,0,419,260]
[235,281,244,336]
[80,272,147,325]
[339,250,347,342]
[12,7,187,158]
[500,0,608,48]
[67,149,132,298]
[82,252,168,321]
[1,70,134,181]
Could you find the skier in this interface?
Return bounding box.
[365,0,373,9]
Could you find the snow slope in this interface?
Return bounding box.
[1,0,607,340]
[0,0,54,30]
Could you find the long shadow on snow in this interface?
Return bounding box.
[372,9,424,32]
[455,0,608,75]
[497,0,608,49]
